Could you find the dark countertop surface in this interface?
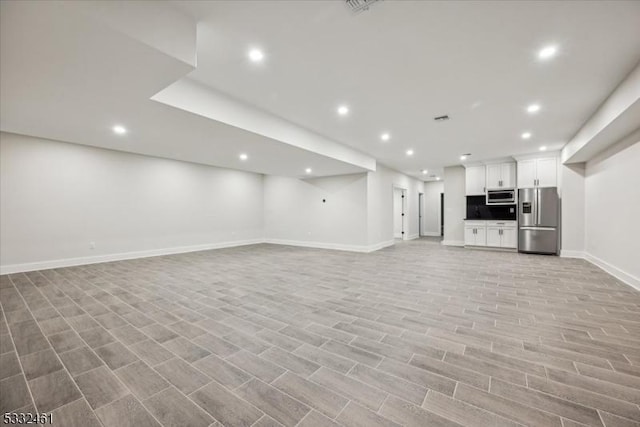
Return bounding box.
[464,218,517,221]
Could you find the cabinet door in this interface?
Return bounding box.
[536,158,557,188]
[486,227,501,247]
[501,228,517,248]
[501,163,516,188]
[486,164,502,189]
[475,226,487,246]
[464,227,476,246]
[517,160,536,189]
[465,166,484,196]
[465,166,485,195]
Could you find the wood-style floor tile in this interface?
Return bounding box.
[2,240,639,427]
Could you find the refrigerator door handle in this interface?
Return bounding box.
[532,189,537,226]
[536,188,540,225]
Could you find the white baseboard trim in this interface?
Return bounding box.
[441,240,465,247]
[406,234,420,241]
[367,240,396,252]
[560,250,586,259]
[0,238,265,275]
[0,237,401,275]
[264,238,395,253]
[583,252,640,291]
[422,231,441,237]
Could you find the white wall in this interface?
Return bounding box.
[264,165,424,252]
[443,166,465,246]
[559,163,586,257]
[1,133,429,271]
[263,173,368,249]
[366,164,424,246]
[584,139,640,287]
[0,132,264,272]
[422,181,444,236]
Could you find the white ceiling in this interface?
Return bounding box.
[177,0,640,179]
[0,1,371,178]
[2,1,640,181]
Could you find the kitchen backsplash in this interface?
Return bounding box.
[466,195,517,220]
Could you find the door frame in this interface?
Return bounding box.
[418,192,424,237]
[440,192,444,237]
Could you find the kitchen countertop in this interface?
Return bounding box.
[464,218,516,221]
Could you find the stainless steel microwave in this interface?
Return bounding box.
[486,189,516,205]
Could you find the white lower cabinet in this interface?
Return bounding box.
[501,227,517,248]
[486,227,501,247]
[465,221,516,248]
[486,221,517,248]
[464,222,487,246]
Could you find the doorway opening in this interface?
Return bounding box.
[393,187,407,240]
[418,192,424,237]
[440,192,444,237]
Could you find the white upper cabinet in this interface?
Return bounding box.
[486,162,516,189]
[517,157,557,188]
[465,165,486,195]
[486,164,501,189]
[517,160,537,189]
[501,163,516,188]
[536,158,557,188]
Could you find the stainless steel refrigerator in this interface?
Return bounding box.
[518,187,559,254]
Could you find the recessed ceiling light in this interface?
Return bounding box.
[539,146,547,151]
[422,169,428,175]
[112,125,127,135]
[248,49,264,62]
[305,168,312,174]
[380,133,390,141]
[239,153,248,160]
[436,176,441,181]
[406,149,414,156]
[337,105,349,116]
[460,155,467,161]
[521,132,532,139]
[527,104,541,113]
[538,45,558,60]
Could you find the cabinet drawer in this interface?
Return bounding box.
[486,221,516,228]
[464,221,486,227]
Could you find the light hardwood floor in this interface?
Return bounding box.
[1,239,639,427]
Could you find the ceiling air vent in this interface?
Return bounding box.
[434,115,450,122]
[346,0,382,14]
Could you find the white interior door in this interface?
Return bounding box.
[393,188,405,239]
[418,193,423,236]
